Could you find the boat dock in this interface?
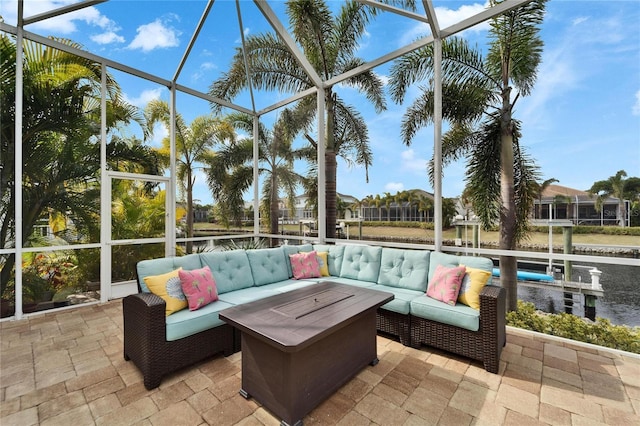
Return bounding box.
[492,264,604,320]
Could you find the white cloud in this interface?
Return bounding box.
[435,2,490,32]
[192,61,218,82]
[1,0,123,41]
[150,122,169,147]
[401,149,428,174]
[235,27,251,43]
[633,90,640,116]
[385,182,404,192]
[398,2,489,46]
[572,16,589,26]
[91,31,125,45]
[122,88,163,108]
[128,18,180,52]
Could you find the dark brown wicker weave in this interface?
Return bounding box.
[410,285,506,373]
[123,293,235,390]
[376,308,411,346]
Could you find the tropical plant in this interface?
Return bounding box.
[533,177,559,219]
[507,301,640,354]
[111,181,168,281]
[0,35,158,297]
[388,0,547,311]
[145,100,235,253]
[413,191,434,222]
[218,238,267,251]
[205,109,305,236]
[587,170,632,227]
[209,0,414,239]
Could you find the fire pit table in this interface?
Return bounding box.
[219,281,393,426]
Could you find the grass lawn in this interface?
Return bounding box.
[194,223,639,248]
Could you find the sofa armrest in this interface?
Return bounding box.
[479,285,506,332]
[123,293,168,363]
[478,285,506,372]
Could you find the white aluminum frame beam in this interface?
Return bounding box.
[253,0,324,89]
[22,0,107,26]
[174,0,215,82]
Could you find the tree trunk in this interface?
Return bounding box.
[325,92,337,240]
[499,88,518,312]
[619,201,626,227]
[186,171,194,254]
[270,172,279,247]
[325,150,337,239]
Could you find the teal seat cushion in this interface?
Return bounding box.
[247,247,290,285]
[199,250,254,294]
[410,295,480,331]
[340,245,382,283]
[374,285,424,315]
[165,299,234,341]
[313,244,345,276]
[377,248,430,292]
[282,244,313,277]
[329,277,377,288]
[428,252,493,283]
[270,279,318,293]
[136,254,202,293]
[217,285,282,305]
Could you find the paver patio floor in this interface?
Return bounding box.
[1,300,639,425]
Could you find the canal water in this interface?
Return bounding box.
[517,262,640,328]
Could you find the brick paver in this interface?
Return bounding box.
[1,300,639,425]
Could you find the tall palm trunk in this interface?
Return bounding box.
[325,92,337,239]
[186,170,194,254]
[499,87,518,312]
[270,172,279,247]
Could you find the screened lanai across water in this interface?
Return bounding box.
[1,0,638,320]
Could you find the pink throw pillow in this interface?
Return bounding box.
[179,266,218,311]
[289,250,321,279]
[426,264,466,305]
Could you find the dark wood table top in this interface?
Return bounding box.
[219,281,393,352]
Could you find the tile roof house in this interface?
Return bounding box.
[534,184,625,226]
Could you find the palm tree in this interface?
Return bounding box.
[374,194,383,221]
[533,178,559,219]
[414,192,434,222]
[588,170,629,227]
[205,110,305,240]
[388,0,547,311]
[0,35,157,297]
[381,192,393,221]
[145,100,235,253]
[209,0,412,239]
[360,195,375,221]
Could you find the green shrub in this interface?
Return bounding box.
[361,221,435,230]
[530,225,640,236]
[507,301,640,354]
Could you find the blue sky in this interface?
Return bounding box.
[3,0,639,205]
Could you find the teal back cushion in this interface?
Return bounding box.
[136,254,202,293]
[136,258,174,293]
[282,244,313,277]
[173,253,202,271]
[247,247,290,285]
[428,251,493,283]
[340,245,382,283]
[377,248,430,292]
[199,250,254,293]
[313,244,345,276]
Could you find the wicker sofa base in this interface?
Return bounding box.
[409,286,506,373]
[123,293,235,390]
[376,308,411,346]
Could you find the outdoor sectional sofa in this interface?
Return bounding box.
[123,243,506,390]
